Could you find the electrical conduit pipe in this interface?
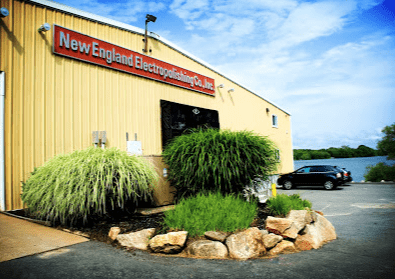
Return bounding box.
[0,72,5,211]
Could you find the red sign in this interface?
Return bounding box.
[53,25,215,96]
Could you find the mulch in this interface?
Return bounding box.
[9,203,273,251]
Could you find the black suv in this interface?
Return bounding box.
[277,165,343,190]
[334,166,352,183]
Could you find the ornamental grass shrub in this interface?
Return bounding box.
[162,128,279,200]
[364,162,395,182]
[266,193,312,217]
[21,147,158,226]
[161,191,258,237]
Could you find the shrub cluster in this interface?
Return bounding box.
[266,194,312,217]
[21,147,158,226]
[364,162,395,182]
[162,128,279,200]
[294,145,377,160]
[162,191,257,237]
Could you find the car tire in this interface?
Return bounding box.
[283,180,293,190]
[323,180,335,190]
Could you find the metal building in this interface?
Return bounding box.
[0,0,293,211]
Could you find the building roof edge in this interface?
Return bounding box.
[25,0,290,115]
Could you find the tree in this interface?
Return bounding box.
[356,145,376,157]
[377,123,395,159]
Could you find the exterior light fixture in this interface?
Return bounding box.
[38,23,51,32]
[228,88,235,93]
[143,14,157,53]
[218,84,224,88]
[1,7,9,17]
[146,14,157,23]
[266,108,270,113]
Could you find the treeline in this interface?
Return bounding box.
[294,145,381,160]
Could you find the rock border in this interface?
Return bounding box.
[113,209,337,260]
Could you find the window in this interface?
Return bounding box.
[297,167,310,173]
[310,166,325,172]
[272,114,278,128]
[275,149,281,161]
[160,100,220,148]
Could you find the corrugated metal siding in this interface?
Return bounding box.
[1,0,293,210]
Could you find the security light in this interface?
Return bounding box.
[1,7,9,17]
[146,14,157,23]
[228,88,235,93]
[218,84,224,88]
[143,14,157,53]
[38,23,51,32]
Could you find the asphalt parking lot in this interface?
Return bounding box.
[1,183,394,279]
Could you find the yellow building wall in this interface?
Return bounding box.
[0,0,293,210]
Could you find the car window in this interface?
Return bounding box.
[310,166,325,172]
[297,167,310,173]
[325,166,335,172]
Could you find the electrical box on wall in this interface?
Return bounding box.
[127,141,142,155]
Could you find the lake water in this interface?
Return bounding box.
[293,156,395,182]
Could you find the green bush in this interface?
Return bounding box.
[161,191,257,237]
[364,162,395,182]
[21,147,158,226]
[162,128,279,200]
[266,194,312,217]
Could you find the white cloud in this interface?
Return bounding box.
[268,0,357,49]
[52,0,166,23]
[170,0,210,22]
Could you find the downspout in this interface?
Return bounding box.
[0,72,5,211]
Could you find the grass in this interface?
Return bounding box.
[162,128,279,200]
[21,147,158,226]
[266,193,312,217]
[161,191,258,237]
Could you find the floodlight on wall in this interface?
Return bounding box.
[218,84,224,88]
[38,23,51,32]
[143,14,157,53]
[228,88,235,93]
[1,7,9,17]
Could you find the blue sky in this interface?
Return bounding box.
[50,0,395,150]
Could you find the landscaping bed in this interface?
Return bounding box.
[5,203,272,252]
[5,202,337,260]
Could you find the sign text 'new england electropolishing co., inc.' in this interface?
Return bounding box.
[53,25,215,96]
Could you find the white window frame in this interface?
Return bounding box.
[276,149,281,161]
[272,114,278,128]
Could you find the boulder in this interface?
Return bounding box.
[265,216,292,235]
[281,210,314,239]
[310,211,318,222]
[282,222,300,239]
[260,229,269,236]
[226,227,266,259]
[117,228,156,250]
[108,227,121,241]
[314,214,337,243]
[294,214,336,250]
[294,232,315,251]
[287,210,312,230]
[148,231,188,254]
[268,240,297,255]
[263,233,283,249]
[299,224,323,249]
[204,231,228,243]
[187,240,228,259]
